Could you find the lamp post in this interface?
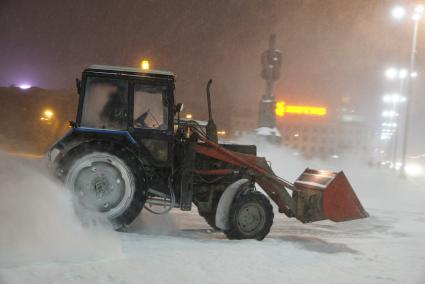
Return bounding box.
[384,68,408,169]
[391,5,423,177]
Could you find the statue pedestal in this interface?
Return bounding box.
[257,96,281,144]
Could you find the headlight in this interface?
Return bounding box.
[404,163,423,177]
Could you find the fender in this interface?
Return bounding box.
[215,179,249,230]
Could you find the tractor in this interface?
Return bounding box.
[48,65,368,240]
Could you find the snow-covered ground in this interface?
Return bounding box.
[1,143,425,284]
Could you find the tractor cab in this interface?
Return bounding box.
[75,65,176,166]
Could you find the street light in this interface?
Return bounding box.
[385,67,409,80]
[382,93,406,103]
[390,4,423,177]
[399,69,408,79]
[40,109,55,123]
[383,68,408,170]
[382,122,397,128]
[392,6,407,20]
[415,5,425,14]
[19,84,31,90]
[412,13,422,21]
[385,67,398,79]
[382,110,399,117]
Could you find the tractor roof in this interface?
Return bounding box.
[85,65,175,79]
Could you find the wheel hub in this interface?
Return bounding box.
[74,161,126,213]
[237,202,266,235]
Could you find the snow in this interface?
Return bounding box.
[1,144,425,284]
[255,127,281,137]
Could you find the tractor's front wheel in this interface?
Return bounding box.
[224,190,274,240]
[59,145,146,229]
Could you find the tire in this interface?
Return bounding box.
[224,190,274,240]
[58,143,146,229]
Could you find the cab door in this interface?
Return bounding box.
[130,79,174,167]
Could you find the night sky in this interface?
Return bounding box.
[1,0,424,130]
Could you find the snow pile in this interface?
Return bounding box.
[0,152,121,267]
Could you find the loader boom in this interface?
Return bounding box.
[194,137,368,223]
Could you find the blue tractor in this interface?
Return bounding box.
[48,65,367,240]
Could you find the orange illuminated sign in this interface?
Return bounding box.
[275,101,327,117]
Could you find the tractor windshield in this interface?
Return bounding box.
[133,84,168,130]
[80,77,128,130]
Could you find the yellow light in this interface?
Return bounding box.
[185,113,193,119]
[275,101,327,117]
[276,102,285,116]
[141,60,150,70]
[44,109,54,119]
[217,130,226,136]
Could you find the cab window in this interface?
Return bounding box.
[133,84,168,130]
[81,77,128,130]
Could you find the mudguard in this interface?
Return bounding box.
[215,179,249,230]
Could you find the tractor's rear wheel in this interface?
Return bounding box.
[59,144,146,229]
[224,190,274,240]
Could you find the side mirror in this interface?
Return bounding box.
[174,103,184,113]
[75,78,82,95]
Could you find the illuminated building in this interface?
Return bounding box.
[277,101,371,159]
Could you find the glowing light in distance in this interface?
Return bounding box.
[275,101,327,117]
[382,122,397,128]
[44,110,54,118]
[217,130,226,136]
[412,13,422,21]
[415,5,425,14]
[385,67,398,79]
[19,84,31,90]
[382,110,399,117]
[185,113,193,119]
[383,94,406,103]
[411,71,418,78]
[40,109,54,121]
[392,6,406,20]
[141,60,150,70]
[404,163,423,176]
[399,69,408,79]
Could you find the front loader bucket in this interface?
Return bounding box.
[294,169,368,223]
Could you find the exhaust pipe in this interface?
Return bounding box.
[205,79,218,143]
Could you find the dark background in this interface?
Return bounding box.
[0,0,424,152]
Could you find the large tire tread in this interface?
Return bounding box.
[224,190,274,240]
[57,141,146,229]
